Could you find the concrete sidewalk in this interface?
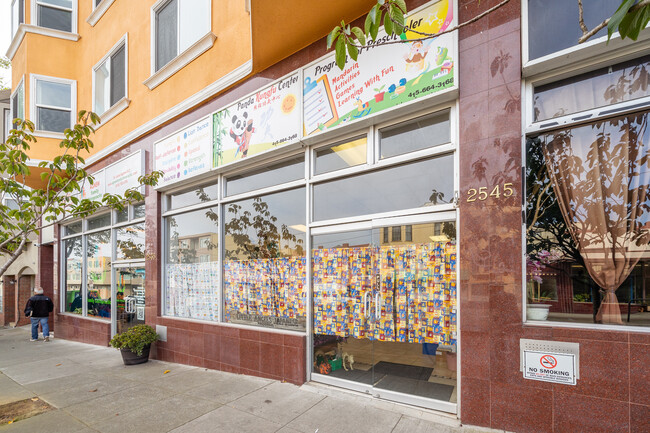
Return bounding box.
[0,326,503,433]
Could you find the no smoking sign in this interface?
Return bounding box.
[524,351,576,385]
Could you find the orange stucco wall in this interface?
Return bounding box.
[10,0,252,162]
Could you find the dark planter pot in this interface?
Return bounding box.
[120,344,151,365]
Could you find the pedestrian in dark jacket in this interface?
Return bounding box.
[24,287,54,342]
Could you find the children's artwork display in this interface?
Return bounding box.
[312,242,457,349]
[224,256,307,329]
[165,261,220,321]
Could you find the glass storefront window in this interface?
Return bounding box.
[314,136,367,175]
[86,230,112,318]
[65,221,82,235]
[223,188,306,330]
[534,56,650,122]
[133,203,146,219]
[64,236,82,313]
[168,181,219,210]
[313,155,454,221]
[526,112,650,326]
[165,206,219,321]
[225,156,304,197]
[116,207,128,223]
[379,110,450,159]
[87,213,111,230]
[116,224,145,260]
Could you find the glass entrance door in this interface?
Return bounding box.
[311,220,457,412]
[115,265,146,334]
[312,228,375,391]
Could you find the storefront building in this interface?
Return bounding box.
[7,0,650,431]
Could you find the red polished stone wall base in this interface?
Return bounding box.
[55,314,111,346]
[153,319,306,385]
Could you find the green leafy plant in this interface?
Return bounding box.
[374,85,386,93]
[0,112,162,279]
[109,324,159,356]
[607,0,650,41]
[573,293,591,303]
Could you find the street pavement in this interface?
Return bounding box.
[0,326,505,433]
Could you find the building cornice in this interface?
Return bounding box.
[6,24,80,60]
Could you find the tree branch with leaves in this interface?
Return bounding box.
[328,0,650,70]
[0,111,163,278]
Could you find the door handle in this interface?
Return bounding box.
[375,293,380,319]
[363,291,370,316]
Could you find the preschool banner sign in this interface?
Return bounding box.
[302,0,456,136]
[212,73,301,168]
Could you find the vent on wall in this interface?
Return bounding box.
[520,339,580,378]
[156,325,168,342]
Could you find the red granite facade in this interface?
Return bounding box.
[457,1,650,432]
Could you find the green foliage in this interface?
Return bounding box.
[109,324,159,356]
[0,57,10,91]
[329,0,408,70]
[573,293,591,303]
[608,0,650,41]
[328,0,650,71]
[0,111,163,277]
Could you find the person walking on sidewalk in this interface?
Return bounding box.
[24,287,54,342]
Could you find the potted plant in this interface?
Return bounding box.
[374,85,386,102]
[109,324,159,365]
[526,249,561,320]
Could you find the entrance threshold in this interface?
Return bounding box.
[310,373,458,415]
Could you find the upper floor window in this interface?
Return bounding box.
[31,75,76,134]
[93,36,127,117]
[35,0,76,33]
[10,79,25,129]
[527,0,620,61]
[11,0,24,38]
[153,0,211,72]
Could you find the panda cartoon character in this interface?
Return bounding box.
[230,112,255,158]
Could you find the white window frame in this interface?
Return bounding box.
[10,76,25,126]
[145,0,215,90]
[92,34,129,127]
[521,0,650,77]
[32,0,78,34]
[87,0,116,26]
[522,40,650,331]
[524,52,650,135]
[11,0,24,39]
[30,73,77,138]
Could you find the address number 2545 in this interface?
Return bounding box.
[466,183,514,202]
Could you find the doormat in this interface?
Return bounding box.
[373,361,433,381]
[375,375,455,402]
[0,397,53,425]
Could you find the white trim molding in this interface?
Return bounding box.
[6,24,80,60]
[143,32,217,90]
[87,0,116,26]
[34,131,66,139]
[87,59,253,164]
[96,97,130,129]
